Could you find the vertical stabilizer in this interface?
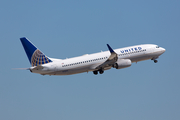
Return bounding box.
[20,37,52,66]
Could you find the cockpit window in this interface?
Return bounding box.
[156,46,159,48]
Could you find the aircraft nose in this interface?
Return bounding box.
[160,47,166,53]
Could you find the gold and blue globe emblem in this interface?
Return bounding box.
[31,49,51,66]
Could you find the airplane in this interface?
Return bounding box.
[20,37,165,75]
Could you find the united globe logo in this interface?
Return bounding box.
[31,49,52,66]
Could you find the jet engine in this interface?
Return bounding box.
[113,59,131,69]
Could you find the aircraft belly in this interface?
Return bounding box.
[128,54,152,63]
[55,66,89,75]
[131,56,152,62]
[148,51,164,57]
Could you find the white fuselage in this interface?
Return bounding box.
[30,44,165,75]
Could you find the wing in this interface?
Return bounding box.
[96,44,118,70]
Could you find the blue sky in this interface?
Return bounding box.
[1,0,180,120]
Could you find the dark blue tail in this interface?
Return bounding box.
[20,37,52,66]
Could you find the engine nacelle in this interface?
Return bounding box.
[113,59,131,69]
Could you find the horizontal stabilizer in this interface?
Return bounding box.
[12,68,30,70]
[31,65,44,71]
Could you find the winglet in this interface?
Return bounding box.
[96,44,118,69]
[107,44,115,53]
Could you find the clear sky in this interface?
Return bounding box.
[1,0,180,120]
